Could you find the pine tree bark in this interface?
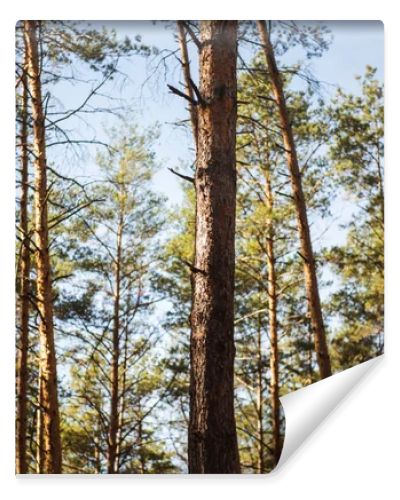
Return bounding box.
[107,216,123,473]
[188,20,241,474]
[256,20,332,379]
[24,20,63,473]
[16,57,30,475]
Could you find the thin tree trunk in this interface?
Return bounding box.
[256,20,332,379]
[94,435,102,474]
[375,144,384,223]
[107,217,123,473]
[137,400,146,474]
[16,57,30,475]
[177,21,198,146]
[189,20,241,474]
[253,129,281,467]
[36,367,44,473]
[256,315,264,474]
[263,167,281,466]
[24,20,62,473]
[116,316,129,471]
[308,323,314,384]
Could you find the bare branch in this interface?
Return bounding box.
[181,21,202,50]
[168,167,194,184]
[167,84,199,106]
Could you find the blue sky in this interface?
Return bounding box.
[48,21,383,209]
[119,21,384,209]
[46,20,383,266]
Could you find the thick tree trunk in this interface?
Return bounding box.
[188,20,241,474]
[263,167,281,466]
[177,21,198,146]
[16,59,30,475]
[24,20,63,473]
[256,20,332,379]
[107,218,122,473]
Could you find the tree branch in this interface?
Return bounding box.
[167,84,199,106]
[181,21,202,50]
[168,167,194,184]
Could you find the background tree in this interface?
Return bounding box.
[15,49,31,475]
[234,50,331,470]
[23,20,63,473]
[56,126,176,473]
[325,67,384,370]
[256,20,332,379]
[15,19,152,473]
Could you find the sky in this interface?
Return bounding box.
[117,20,384,207]
[45,20,384,305]
[47,21,384,210]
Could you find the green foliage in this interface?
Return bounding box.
[16,21,154,76]
[325,68,384,370]
[53,124,176,473]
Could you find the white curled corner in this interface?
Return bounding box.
[276,355,383,471]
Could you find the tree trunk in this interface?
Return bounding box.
[137,400,146,474]
[188,20,241,474]
[107,217,123,473]
[263,166,281,466]
[36,368,44,473]
[256,20,332,379]
[375,146,384,223]
[24,20,62,473]
[256,315,264,473]
[177,21,198,146]
[116,314,129,472]
[16,57,30,475]
[94,435,102,474]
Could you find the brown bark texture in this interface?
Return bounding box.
[188,20,241,474]
[24,20,63,473]
[16,56,31,474]
[256,20,332,379]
